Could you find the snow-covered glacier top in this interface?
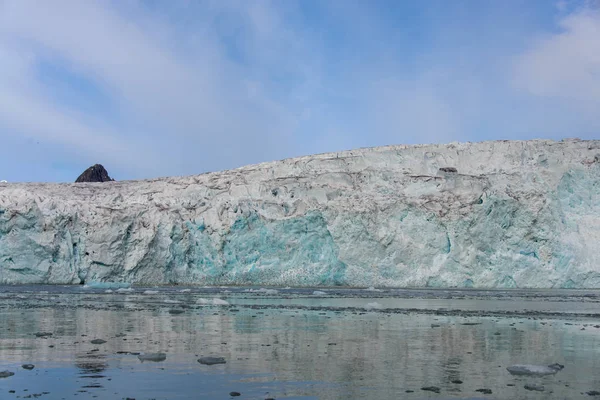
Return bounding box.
[1,139,600,288]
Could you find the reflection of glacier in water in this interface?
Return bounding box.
[0,285,599,399]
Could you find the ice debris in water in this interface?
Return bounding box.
[364,287,383,292]
[196,298,230,306]
[138,353,167,362]
[0,370,15,378]
[506,364,564,376]
[364,302,383,310]
[198,356,226,365]
[85,282,131,289]
[524,384,545,392]
[163,299,180,304]
[104,289,113,293]
[144,290,159,295]
[312,290,327,295]
[179,289,191,293]
[244,288,279,295]
[116,287,134,293]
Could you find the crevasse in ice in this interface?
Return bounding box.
[1,139,600,288]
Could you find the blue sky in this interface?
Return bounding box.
[1,0,599,182]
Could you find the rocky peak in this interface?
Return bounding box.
[75,164,114,183]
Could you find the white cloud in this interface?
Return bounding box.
[0,0,306,180]
[513,7,600,110]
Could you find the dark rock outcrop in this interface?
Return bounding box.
[75,164,114,183]
[439,167,458,173]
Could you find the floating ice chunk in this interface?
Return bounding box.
[116,287,134,293]
[196,298,229,306]
[164,299,180,304]
[312,291,327,296]
[138,353,167,362]
[364,287,383,292]
[244,288,279,295]
[0,370,15,378]
[104,290,113,293]
[524,384,545,392]
[364,302,383,310]
[506,364,564,376]
[198,356,226,365]
[85,282,131,290]
[283,287,292,290]
[143,290,159,295]
[179,289,191,293]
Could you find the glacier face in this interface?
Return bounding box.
[1,139,600,288]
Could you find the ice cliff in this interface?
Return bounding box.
[1,139,600,288]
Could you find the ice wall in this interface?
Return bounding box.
[1,139,600,288]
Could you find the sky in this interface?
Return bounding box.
[0,0,599,182]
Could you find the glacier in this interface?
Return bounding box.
[1,139,600,288]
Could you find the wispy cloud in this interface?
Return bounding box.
[511,3,600,136]
[514,6,600,109]
[0,0,305,180]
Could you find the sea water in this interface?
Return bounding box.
[1,286,600,399]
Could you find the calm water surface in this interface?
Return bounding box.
[1,286,600,399]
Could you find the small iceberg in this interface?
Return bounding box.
[198,356,226,365]
[143,290,159,295]
[364,287,383,292]
[506,363,564,376]
[138,353,167,362]
[524,384,545,392]
[196,298,230,306]
[244,288,279,295]
[179,289,191,293]
[116,287,134,293]
[85,282,131,290]
[364,302,383,310]
[212,298,230,306]
[312,291,327,296]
